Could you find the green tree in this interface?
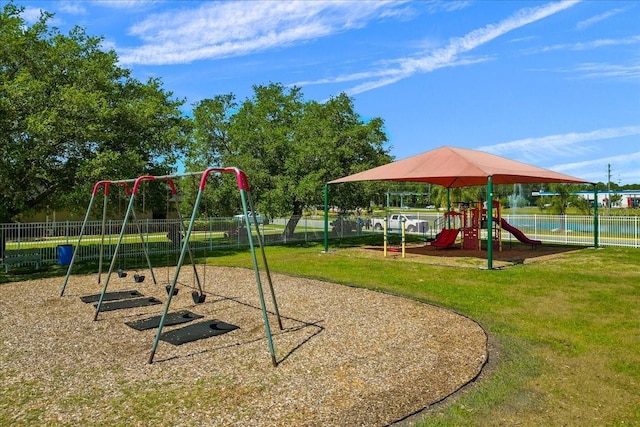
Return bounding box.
[0,4,191,222]
[188,83,392,236]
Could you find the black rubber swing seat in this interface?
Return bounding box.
[159,320,238,345]
[80,290,143,304]
[134,274,145,283]
[93,297,162,312]
[165,285,179,296]
[117,269,127,278]
[125,310,204,331]
[192,291,206,304]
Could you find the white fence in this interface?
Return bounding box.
[501,214,639,248]
[0,214,638,269]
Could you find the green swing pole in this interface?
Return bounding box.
[245,186,283,330]
[323,183,329,253]
[166,178,203,296]
[148,174,205,364]
[130,206,157,285]
[487,176,494,270]
[60,182,102,296]
[94,181,139,320]
[236,169,278,367]
[97,185,110,285]
[148,168,279,366]
[593,184,599,248]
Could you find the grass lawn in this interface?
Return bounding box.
[2,240,638,425]
[208,242,640,426]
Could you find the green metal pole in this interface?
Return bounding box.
[593,184,599,248]
[487,176,494,270]
[148,181,205,363]
[446,188,451,228]
[60,192,98,296]
[323,183,329,252]
[240,187,278,367]
[97,190,109,285]
[246,188,282,330]
[94,188,138,320]
[173,196,203,295]
[130,208,157,285]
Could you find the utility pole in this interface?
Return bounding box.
[607,163,611,215]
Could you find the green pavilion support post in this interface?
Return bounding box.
[446,188,451,228]
[593,184,599,248]
[324,183,329,253]
[487,176,494,270]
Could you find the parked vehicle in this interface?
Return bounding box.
[233,212,268,225]
[370,214,428,233]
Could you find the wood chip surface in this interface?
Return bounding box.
[1,266,487,426]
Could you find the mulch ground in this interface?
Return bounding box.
[1,265,488,426]
[358,241,585,269]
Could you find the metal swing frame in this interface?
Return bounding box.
[60,179,157,295]
[60,168,282,367]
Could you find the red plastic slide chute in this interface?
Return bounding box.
[431,228,460,248]
[500,218,541,247]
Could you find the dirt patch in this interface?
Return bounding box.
[1,267,487,426]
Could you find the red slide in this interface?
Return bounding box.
[431,228,460,248]
[500,218,541,247]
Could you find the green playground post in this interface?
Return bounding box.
[593,184,599,248]
[323,183,329,253]
[487,176,494,270]
[446,188,451,228]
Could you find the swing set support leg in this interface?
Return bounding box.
[172,197,205,301]
[149,180,206,364]
[60,192,97,296]
[246,191,283,331]
[240,187,279,366]
[131,209,156,285]
[94,186,139,321]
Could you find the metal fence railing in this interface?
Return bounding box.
[1,214,638,269]
[502,214,639,248]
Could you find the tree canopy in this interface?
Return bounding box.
[0,3,191,222]
[187,83,392,234]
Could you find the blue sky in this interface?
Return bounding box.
[15,0,640,185]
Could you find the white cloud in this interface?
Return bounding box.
[477,126,640,163]
[92,0,155,9]
[552,151,640,171]
[530,35,640,53]
[576,7,627,30]
[567,62,640,80]
[58,1,87,15]
[118,1,404,65]
[20,7,46,23]
[551,152,640,184]
[292,0,581,95]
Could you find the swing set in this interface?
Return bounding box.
[60,167,282,366]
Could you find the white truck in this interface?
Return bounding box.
[371,214,428,233]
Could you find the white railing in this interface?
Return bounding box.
[502,215,639,248]
[0,214,638,269]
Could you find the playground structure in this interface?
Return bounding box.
[60,168,282,365]
[431,200,541,250]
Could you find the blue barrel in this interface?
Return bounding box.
[57,244,74,265]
